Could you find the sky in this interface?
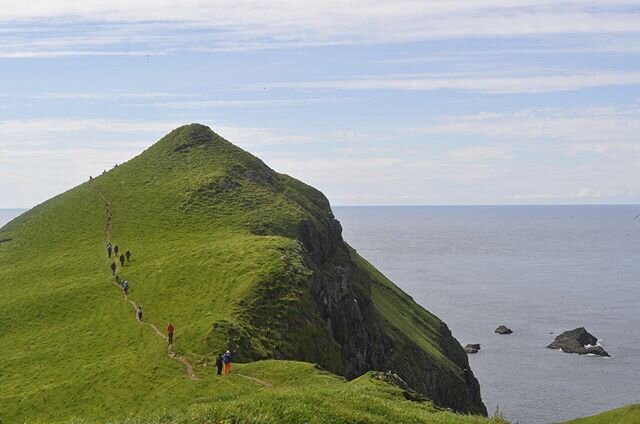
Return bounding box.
[1,1,639,208]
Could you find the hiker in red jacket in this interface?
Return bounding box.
[167,323,174,345]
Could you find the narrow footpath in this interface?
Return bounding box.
[92,184,199,381]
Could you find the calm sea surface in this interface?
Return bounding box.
[334,205,640,424]
[2,206,639,423]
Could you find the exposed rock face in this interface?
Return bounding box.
[495,325,513,335]
[299,213,487,415]
[464,344,481,354]
[547,327,610,357]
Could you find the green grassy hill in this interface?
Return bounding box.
[0,124,491,423]
[564,404,640,424]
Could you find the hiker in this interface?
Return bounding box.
[110,262,117,276]
[125,249,131,262]
[215,353,224,376]
[114,245,119,257]
[167,323,174,345]
[222,350,233,375]
[137,306,143,321]
[122,280,129,296]
[107,242,112,258]
[119,254,125,267]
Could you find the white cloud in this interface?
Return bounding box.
[265,71,640,94]
[1,109,639,207]
[30,92,197,100]
[215,126,311,147]
[408,106,640,143]
[140,97,344,110]
[0,50,162,58]
[267,157,405,184]
[376,36,640,65]
[0,118,313,149]
[506,188,604,201]
[1,1,639,56]
[442,146,512,162]
[0,119,180,142]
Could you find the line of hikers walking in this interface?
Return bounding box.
[106,241,234,377]
[107,242,143,323]
[107,242,131,275]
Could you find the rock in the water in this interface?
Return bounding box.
[547,327,610,357]
[464,344,481,354]
[495,325,513,335]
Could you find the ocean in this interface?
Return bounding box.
[334,205,640,424]
[2,206,639,423]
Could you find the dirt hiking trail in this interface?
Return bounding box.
[93,184,199,381]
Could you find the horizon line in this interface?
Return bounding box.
[3,203,640,210]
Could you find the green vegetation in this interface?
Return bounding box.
[0,124,492,422]
[82,362,507,424]
[564,404,640,424]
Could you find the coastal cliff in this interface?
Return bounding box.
[172,124,486,414]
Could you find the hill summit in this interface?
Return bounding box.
[0,124,486,420]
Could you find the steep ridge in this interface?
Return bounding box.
[0,123,486,419]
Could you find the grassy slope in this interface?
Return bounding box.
[0,124,492,422]
[84,362,506,424]
[564,405,640,424]
[354,251,459,372]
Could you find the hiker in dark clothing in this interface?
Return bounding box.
[167,323,174,345]
[114,245,119,257]
[215,354,224,376]
[110,262,117,276]
[122,280,129,296]
[119,254,125,267]
[107,242,112,258]
[137,306,143,321]
[125,250,131,262]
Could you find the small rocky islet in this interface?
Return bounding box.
[464,344,481,354]
[494,325,513,335]
[547,327,610,357]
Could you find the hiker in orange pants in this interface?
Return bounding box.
[222,350,232,375]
